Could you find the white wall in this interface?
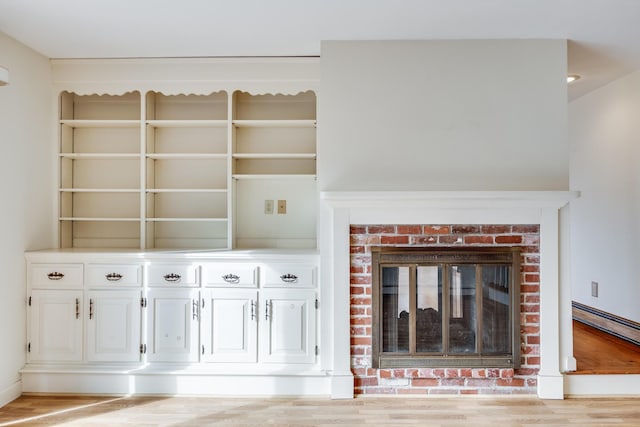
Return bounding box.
[569,70,640,322]
[318,40,568,191]
[0,31,54,405]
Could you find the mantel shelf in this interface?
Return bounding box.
[320,191,580,209]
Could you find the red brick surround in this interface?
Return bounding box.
[350,224,540,395]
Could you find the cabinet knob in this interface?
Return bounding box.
[163,273,182,283]
[222,273,240,284]
[105,272,123,282]
[280,273,298,283]
[47,272,65,280]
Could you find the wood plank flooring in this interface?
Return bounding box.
[572,320,640,374]
[2,322,639,426]
[1,394,640,426]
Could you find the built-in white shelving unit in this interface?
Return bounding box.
[58,90,317,250]
[231,91,317,249]
[144,91,229,249]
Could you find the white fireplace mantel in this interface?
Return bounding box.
[319,190,579,399]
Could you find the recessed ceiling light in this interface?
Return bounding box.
[567,74,581,83]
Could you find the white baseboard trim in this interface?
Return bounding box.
[565,374,640,396]
[330,372,354,399]
[21,371,333,397]
[537,374,564,399]
[0,380,22,408]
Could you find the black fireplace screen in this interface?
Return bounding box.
[372,247,520,368]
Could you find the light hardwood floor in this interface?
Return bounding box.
[1,395,640,426]
[572,320,640,374]
[2,322,638,426]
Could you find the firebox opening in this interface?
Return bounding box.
[372,246,520,369]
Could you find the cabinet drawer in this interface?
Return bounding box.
[30,264,83,289]
[262,264,316,288]
[147,264,199,287]
[204,264,258,287]
[86,264,142,287]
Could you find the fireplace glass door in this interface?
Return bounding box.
[373,248,520,368]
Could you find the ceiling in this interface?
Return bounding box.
[1,0,640,100]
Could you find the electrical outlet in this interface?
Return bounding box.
[277,199,287,214]
[591,281,598,297]
[264,200,274,215]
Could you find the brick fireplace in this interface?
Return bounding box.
[320,191,577,399]
[350,224,540,395]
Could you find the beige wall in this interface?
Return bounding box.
[0,31,53,404]
[569,69,640,322]
[318,40,569,191]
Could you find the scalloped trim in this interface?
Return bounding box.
[59,90,142,97]
[233,89,316,97]
[58,88,316,97]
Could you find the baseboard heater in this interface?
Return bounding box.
[572,301,640,346]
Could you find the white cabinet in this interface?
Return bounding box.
[86,290,141,362]
[29,290,83,362]
[260,289,316,364]
[24,251,320,396]
[201,289,258,363]
[146,289,200,362]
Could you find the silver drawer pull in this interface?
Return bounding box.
[222,273,240,284]
[47,272,65,280]
[280,273,298,283]
[105,273,123,282]
[163,273,182,283]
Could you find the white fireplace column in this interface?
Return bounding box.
[320,191,579,399]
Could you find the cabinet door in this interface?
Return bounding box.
[260,289,316,364]
[201,289,257,363]
[146,290,200,362]
[86,290,141,362]
[29,290,83,362]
